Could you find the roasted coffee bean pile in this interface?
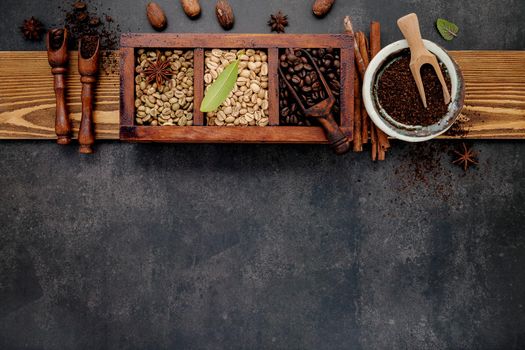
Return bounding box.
[279,48,341,125]
[376,49,451,126]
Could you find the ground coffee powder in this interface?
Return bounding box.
[376,49,451,126]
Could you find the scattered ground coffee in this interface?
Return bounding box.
[376,49,451,126]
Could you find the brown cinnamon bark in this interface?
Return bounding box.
[353,68,363,152]
[344,17,363,152]
[357,32,370,144]
[370,21,390,161]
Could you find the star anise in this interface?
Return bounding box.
[143,59,173,87]
[268,11,288,33]
[20,17,45,41]
[452,143,478,171]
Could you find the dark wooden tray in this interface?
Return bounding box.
[120,33,354,143]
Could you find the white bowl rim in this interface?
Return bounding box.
[362,39,462,142]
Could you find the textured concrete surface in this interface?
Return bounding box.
[1,1,525,349]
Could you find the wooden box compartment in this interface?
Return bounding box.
[120,34,354,143]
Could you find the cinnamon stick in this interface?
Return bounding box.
[370,21,390,161]
[353,68,363,152]
[356,32,370,144]
[344,16,363,152]
[370,118,377,161]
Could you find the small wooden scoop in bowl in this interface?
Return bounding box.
[397,13,451,108]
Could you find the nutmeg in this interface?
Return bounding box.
[146,2,167,31]
[180,0,201,19]
[215,0,234,30]
[312,0,336,18]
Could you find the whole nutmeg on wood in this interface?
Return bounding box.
[147,2,167,31]
[215,0,234,30]
[312,0,336,18]
[181,0,201,19]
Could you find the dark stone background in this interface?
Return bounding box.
[1,1,524,349]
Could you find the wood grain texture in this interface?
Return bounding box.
[1,50,524,140]
[0,51,119,139]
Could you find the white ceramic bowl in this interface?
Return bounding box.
[362,39,465,142]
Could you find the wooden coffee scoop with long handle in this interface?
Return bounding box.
[397,13,451,108]
[46,28,71,145]
[279,50,351,155]
[78,36,100,154]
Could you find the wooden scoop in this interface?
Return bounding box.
[46,28,71,145]
[279,50,351,155]
[397,13,451,108]
[78,36,100,154]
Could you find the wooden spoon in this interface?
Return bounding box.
[78,36,100,154]
[397,13,451,108]
[46,28,71,145]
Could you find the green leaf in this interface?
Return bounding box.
[200,59,240,113]
[436,18,459,41]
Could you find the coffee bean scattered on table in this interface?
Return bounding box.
[279,48,341,126]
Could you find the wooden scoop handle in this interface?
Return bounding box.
[52,69,71,144]
[397,13,428,56]
[79,77,95,154]
[317,112,351,155]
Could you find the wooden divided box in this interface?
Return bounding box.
[120,34,354,143]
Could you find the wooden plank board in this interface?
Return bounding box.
[0,50,524,140]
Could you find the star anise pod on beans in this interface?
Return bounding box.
[144,59,173,87]
[268,11,288,33]
[20,17,45,41]
[452,143,478,171]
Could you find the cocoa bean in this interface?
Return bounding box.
[215,0,234,30]
[180,0,201,19]
[312,0,335,18]
[146,2,167,31]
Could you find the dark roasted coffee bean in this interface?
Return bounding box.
[328,72,335,79]
[334,60,340,68]
[320,67,326,73]
[282,107,289,117]
[294,63,303,71]
[312,81,320,91]
[301,57,307,63]
[320,90,326,99]
[299,70,306,78]
[304,76,312,85]
[312,92,319,100]
[280,61,288,68]
[291,75,301,84]
[302,85,312,93]
[304,64,313,71]
[285,74,291,81]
